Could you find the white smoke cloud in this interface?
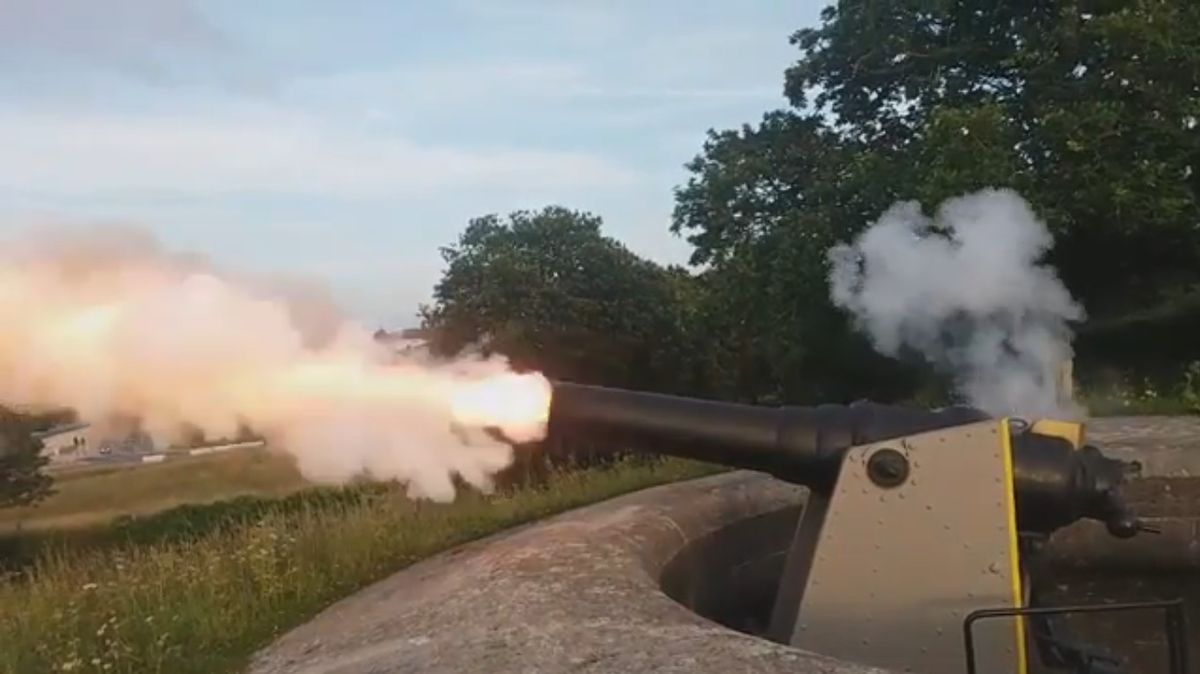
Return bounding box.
[0,224,550,501]
[827,188,1085,419]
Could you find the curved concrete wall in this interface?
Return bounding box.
[248,472,896,674]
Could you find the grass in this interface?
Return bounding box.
[0,455,721,674]
[0,449,312,533]
[1076,361,1200,417]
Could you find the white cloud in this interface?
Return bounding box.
[0,0,272,92]
[0,0,812,325]
[0,107,638,199]
[0,0,225,56]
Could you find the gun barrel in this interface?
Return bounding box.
[547,381,989,490]
[545,381,1143,536]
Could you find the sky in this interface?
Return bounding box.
[0,0,827,328]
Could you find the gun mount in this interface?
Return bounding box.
[539,381,1190,674]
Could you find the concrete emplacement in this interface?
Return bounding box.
[249,417,1200,674]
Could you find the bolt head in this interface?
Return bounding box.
[867,448,909,488]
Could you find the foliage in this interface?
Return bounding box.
[1075,361,1200,416]
[672,110,928,404]
[0,457,718,674]
[415,2,1200,406]
[665,0,1200,404]
[421,206,710,395]
[0,409,54,510]
[791,0,1199,314]
[1182,362,1200,413]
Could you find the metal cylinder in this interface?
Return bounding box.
[546,381,1142,536]
[547,381,990,490]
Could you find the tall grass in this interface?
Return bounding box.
[1076,361,1200,416]
[0,457,720,674]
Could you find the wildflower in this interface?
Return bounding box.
[82,583,99,591]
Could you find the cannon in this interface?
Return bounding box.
[538,381,1192,674]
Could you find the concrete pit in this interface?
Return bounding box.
[660,476,1200,672]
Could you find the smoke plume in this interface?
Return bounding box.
[0,224,550,501]
[827,188,1085,419]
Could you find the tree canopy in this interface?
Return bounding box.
[670,0,1200,401]
[421,206,709,394]
[679,0,1200,316]
[426,0,1200,406]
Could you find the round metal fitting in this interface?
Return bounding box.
[867,448,909,488]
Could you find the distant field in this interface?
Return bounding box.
[0,456,719,674]
[0,448,311,532]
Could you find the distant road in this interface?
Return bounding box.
[46,440,267,475]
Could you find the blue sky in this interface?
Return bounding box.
[0,0,826,327]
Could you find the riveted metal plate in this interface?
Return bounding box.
[771,421,1025,674]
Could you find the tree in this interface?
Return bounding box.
[672,0,1200,403]
[673,112,925,404]
[422,206,707,394]
[0,408,54,509]
[783,0,1200,315]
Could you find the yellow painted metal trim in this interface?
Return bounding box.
[999,419,1028,674]
[1030,419,1085,449]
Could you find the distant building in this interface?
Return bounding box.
[31,422,96,464]
[32,422,156,465]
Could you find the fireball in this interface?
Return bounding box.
[449,371,552,443]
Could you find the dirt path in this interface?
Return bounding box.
[1088,416,1200,478]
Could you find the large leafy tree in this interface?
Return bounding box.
[673,112,923,403]
[785,0,1200,313]
[673,0,1200,403]
[422,206,708,394]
